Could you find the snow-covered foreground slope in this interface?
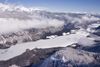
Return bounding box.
[0,30,95,61]
[39,47,100,67]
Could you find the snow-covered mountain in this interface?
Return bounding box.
[35,47,100,67]
[0,3,100,67]
[0,28,96,60]
[0,3,100,49]
[0,3,42,12]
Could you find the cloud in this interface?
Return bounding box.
[78,38,95,46]
[65,13,100,23]
[0,3,100,34]
[0,3,63,34]
[0,18,64,34]
[5,0,8,4]
[18,2,22,6]
[32,7,48,10]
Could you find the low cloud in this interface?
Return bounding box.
[78,38,95,46]
[0,3,100,34]
[0,18,64,34]
[65,14,100,23]
[0,3,64,34]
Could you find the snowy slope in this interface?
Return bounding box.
[0,29,95,61]
[39,47,98,67]
[0,3,100,65]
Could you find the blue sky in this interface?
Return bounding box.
[0,0,100,13]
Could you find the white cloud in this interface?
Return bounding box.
[0,18,64,34]
[31,7,48,10]
[0,3,63,34]
[78,38,95,46]
[65,14,100,23]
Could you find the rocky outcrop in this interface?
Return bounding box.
[0,26,72,49]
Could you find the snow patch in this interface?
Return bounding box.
[9,64,20,67]
[46,35,57,39]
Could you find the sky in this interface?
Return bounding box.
[0,0,100,13]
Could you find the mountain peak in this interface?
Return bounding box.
[0,3,42,12]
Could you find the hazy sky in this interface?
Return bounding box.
[0,0,100,13]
